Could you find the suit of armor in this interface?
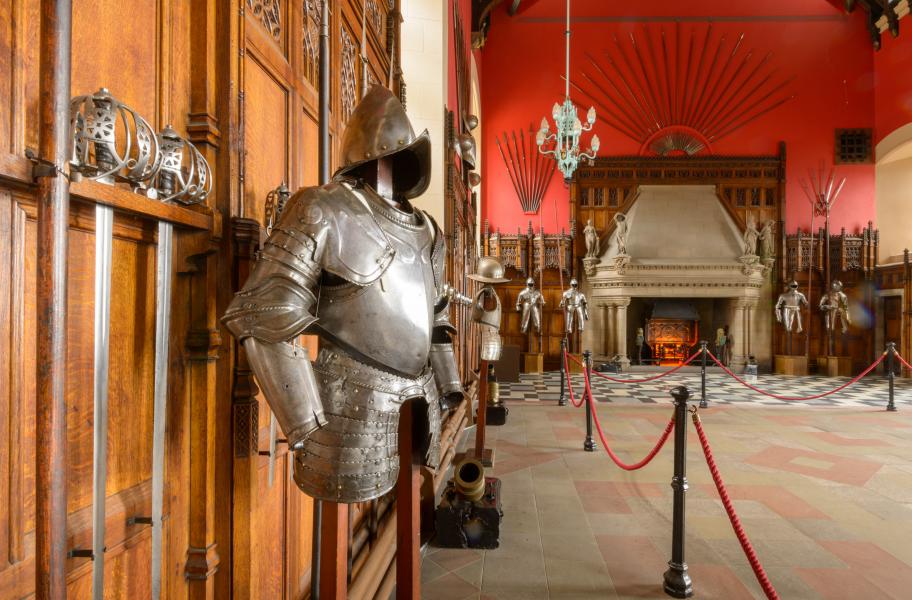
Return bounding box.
[819,281,851,334]
[775,281,809,333]
[560,279,589,334]
[516,278,544,333]
[468,256,509,361]
[222,87,461,503]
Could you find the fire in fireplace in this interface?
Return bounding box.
[646,301,700,365]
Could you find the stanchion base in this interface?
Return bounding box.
[887,403,898,412]
[699,399,708,409]
[583,437,597,452]
[662,562,693,598]
[558,395,568,407]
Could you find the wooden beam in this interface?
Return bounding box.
[34,0,72,597]
[396,400,421,600]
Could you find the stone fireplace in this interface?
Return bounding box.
[582,185,773,370]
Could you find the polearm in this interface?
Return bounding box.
[35,0,72,596]
[313,0,330,596]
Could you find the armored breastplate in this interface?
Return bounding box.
[564,290,584,308]
[315,188,436,377]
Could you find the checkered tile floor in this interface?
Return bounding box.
[501,368,912,408]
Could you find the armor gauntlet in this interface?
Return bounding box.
[223,192,328,447]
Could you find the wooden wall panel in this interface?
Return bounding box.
[70,0,160,119]
[242,53,289,224]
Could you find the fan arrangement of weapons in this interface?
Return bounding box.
[800,163,847,357]
[495,125,556,215]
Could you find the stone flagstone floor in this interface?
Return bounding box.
[420,394,912,599]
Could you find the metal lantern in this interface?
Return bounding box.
[69,88,162,194]
[155,125,212,205]
[265,182,291,234]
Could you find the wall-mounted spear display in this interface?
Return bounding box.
[799,163,846,358]
[495,124,557,215]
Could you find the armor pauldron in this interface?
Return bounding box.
[286,183,396,286]
[222,258,319,344]
[244,338,326,447]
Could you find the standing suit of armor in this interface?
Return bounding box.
[516,278,544,333]
[560,279,589,334]
[819,280,851,334]
[775,281,809,333]
[222,87,462,503]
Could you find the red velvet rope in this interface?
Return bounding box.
[581,365,676,470]
[588,351,701,384]
[706,349,886,401]
[563,350,586,408]
[692,414,779,600]
[895,350,912,373]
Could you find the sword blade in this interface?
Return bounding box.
[151,221,173,600]
[92,204,114,600]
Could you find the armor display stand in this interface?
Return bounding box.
[396,399,421,599]
[470,360,494,467]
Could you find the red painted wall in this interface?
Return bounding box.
[874,31,912,144]
[479,0,876,235]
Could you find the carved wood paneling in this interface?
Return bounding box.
[248,0,283,42]
[340,23,358,122]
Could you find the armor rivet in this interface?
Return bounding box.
[381,144,388,150]
[398,139,405,145]
[365,152,372,157]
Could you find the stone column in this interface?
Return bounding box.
[605,303,617,360]
[744,299,757,361]
[615,297,631,369]
[730,299,748,371]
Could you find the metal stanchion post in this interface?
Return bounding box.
[583,350,596,452]
[887,342,897,412]
[559,336,568,406]
[699,341,708,409]
[663,386,693,599]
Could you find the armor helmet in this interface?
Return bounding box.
[334,85,431,199]
[788,280,799,289]
[458,133,477,169]
[831,280,843,291]
[468,256,510,284]
[570,278,579,288]
[526,277,534,288]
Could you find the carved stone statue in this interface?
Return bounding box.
[614,213,629,256]
[743,217,760,256]
[222,86,461,503]
[516,277,545,334]
[775,280,809,333]
[819,280,851,334]
[584,219,599,258]
[759,220,775,259]
[559,278,589,334]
